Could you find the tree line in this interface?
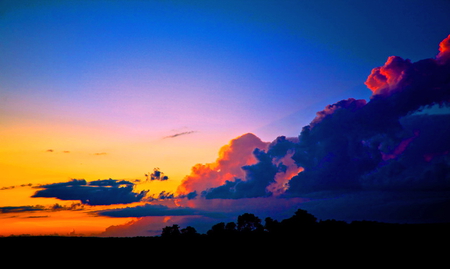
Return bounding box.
[159,209,412,239]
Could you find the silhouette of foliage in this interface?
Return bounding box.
[225,222,237,233]
[207,222,226,237]
[153,207,450,255]
[319,219,348,227]
[237,213,264,233]
[207,221,238,237]
[161,224,181,238]
[264,217,281,234]
[180,226,199,237]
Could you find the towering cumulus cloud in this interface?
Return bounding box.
[288,34,450,194]
[364,56,412,96]
[180,35,450,200]
[176,133,270,198]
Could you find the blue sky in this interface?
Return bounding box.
[3,0,449,140]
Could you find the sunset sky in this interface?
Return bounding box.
[1,0,450,236]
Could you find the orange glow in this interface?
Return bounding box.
[176,133,269,195]
[437,34,450,64]
[0,209,133,236]
[0,101,233,236]
[268,151,304,196]
[364,56,411,95]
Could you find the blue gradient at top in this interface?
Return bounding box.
[1,0,450,140]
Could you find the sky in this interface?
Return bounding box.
[1,0,450,236]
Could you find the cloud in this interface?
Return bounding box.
[0,205,45,214]
[0,183,33,190]
[32,179,148,205]
[297,190,450,224]
[95,35,450,237]
[177,35,450,200]
[145,168,169,181]
[437,34,450,64]
[45,149,71,153]
[285,35,450,195]
[164,131,196,139]
[96,204,212,218]
[176,133,270,196]
[93,152,107,156]
[364,56,412,96]
[202,148,280,199]
[0,203,84,214]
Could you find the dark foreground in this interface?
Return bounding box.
[3,223,449,251]
[2,210,449,261]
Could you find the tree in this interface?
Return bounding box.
[207,222,237,237]
[207,222,225,236]
[264,217,281,234]
[161,224,181,238]
[237,213,263,233]
[225,222,237,233]
[180,226,199,237]
[280,209,317,234]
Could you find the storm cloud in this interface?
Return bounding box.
[96,204,213,218]
[176,133,270,197]
[180,35,450,201]
[32,179,148,206]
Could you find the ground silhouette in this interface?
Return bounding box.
[2,208,449,258]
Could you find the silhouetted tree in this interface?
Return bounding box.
[237,213,263,233]
[319,219,348,227]
[282,209,317,225]
[207,222,226,237]
[161,224,181,238]
[264,217,281,234]
[279,209,317,236]
[225,222,237,233]
[180,226,199,237]
[207,222,238,237]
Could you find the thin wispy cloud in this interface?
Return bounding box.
[163,131,196,139]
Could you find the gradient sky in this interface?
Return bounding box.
[1,0,450,236]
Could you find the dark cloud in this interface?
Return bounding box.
[0,203,84,214]
[164,131,196,139]
[45,149,70,153]
[286,43,450,194]
[297,190,450,224]
[145,168,169,181]
[0,183,33,191]
[0,205,45,214]
[32,179,148,205]
[359,114,450,191]
[96,204,215,218]
[88,179,134,187]
[203,148,280,199]
[181,35,450,202]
